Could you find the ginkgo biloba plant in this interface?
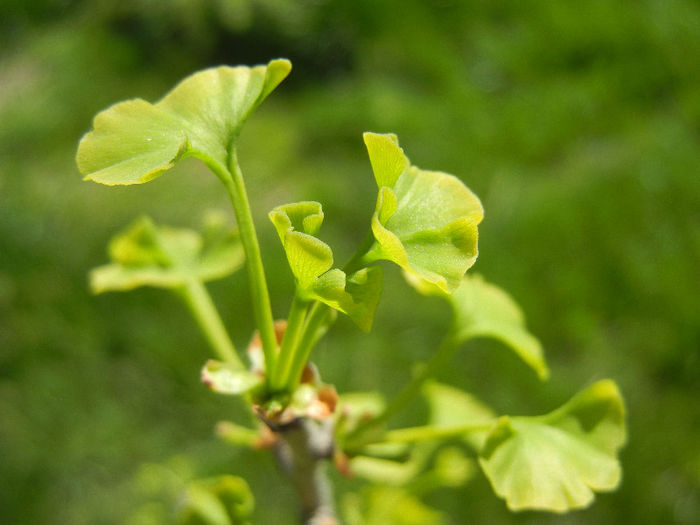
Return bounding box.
[77,59,626,524]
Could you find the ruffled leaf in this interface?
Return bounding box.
[363,132,483,293]
[201,360,263,396]
[269,202,383,331]
[478,380,626,513]
[90,214,244,293]
[406,273,549,380]
[78,59,291,185]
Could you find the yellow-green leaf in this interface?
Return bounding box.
[269,202,383,331]
[478,380,627,513]
[406,273,549,380]
[90,215,244,293]
[78,59,291,185]
[363,132,483,293]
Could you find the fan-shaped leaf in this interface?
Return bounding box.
[406,273,549,380]
[90,215,244,293]
[78,59,291,185]
[363,133,483,292]
[478,380,626,513]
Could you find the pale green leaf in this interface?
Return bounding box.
[78,59,291,185]
[478,380,626,513]
[343,486,446,525]
[201,360,263,396]
[423,381,496,450]
[269,202,383,331]
[90,215,244,293]
[406,273,549,380]
[363,132,483,293]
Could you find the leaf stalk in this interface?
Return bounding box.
[178,279,242,366]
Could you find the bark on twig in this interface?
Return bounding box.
[274,417,340,525]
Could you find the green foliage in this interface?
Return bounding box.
[73,56,629,523]
[77,60,291,185]
[361,132,483,293]
[406,273,549,380]
[90,214,244,293]
[269,201,383,331]
[479,380,626,512]
[178,475,254,525]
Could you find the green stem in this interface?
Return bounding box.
[348,422,495,451]
[346,330,461,444]
[222,149,278,378]
[270,292,310,392]
[285,301,332,392]
[178,279,242,366]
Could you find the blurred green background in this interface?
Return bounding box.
[1,0,699,523]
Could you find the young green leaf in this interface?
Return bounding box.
[362,133,483,293]
[77,59,291,185]
[406,273,549,380]
[269,202,383,331]
[201,360,264,396]
[90,216,244,293]
[478,380,626,513]
[343,486,447,525]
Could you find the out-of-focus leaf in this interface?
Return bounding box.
[269,202,383,331]
[90,215,243,293]
[406,273,549,380]
[201,360,263,396]
[78,59,291,185]
[363,132,483,293]
[343,486,446,525]
[178,475,254,525]
[423,380,496,450]
[479,380,626,513]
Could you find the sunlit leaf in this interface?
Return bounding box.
[90,215,244,293]
[269,202,383,331]
[178,475,254,525]
[363,132,483,293]
[201,360,263,396]
[78,59,291,185]
[406,273,549,380]
[423,380,496,450]
[478,380,626,513]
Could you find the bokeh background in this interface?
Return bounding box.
[1,1,699,523]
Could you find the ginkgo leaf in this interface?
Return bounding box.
[362,133,483,293]
[90,215,244,293]
[77,59,291,185]
[269,202,383,331]
[269,202,332,289]
[478,380,626,513]
[406,272,549,380]
[201,360,264,396]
